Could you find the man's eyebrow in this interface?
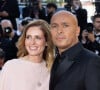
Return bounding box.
[61,22,68,24]
[51,23,58,25]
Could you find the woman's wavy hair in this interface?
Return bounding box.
[16,19,54,70]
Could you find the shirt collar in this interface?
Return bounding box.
[58,42,83,61]
[95,32,100,36]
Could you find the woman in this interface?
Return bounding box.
[0,19,54,90]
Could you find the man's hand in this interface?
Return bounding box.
[0,11,9,17]
[88,32,95,42]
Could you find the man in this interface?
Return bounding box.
[22,0,46,20]
[46,3,57,23]
[49,10,100,90]
[0,19,19,61]
[70,0,87,41]
[0,0,20,30]
[82,13,100,56]
[95,0,100,13]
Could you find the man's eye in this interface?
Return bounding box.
[51,25,57,28]
[63,24,68,27]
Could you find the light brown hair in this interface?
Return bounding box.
[16,19,54,70]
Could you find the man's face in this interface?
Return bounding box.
[47,7,54,13]
[1,22,12,34]
[72,0,80,4]
[50,12,80,53]
[93,17,100,33]
[72,0,80,8]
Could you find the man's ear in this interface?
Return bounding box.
[76,26,80,37]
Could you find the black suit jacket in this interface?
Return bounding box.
[71,8,87,41]
[22,6,46,20]
[49,42,100,90]
[82,35,100,56]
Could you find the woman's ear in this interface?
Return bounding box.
[45,43,48,46]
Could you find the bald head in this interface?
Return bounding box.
[51,10,78,26]
[50,10,80,52]
[0,19,13,29]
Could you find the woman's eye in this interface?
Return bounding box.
[26,35,31,39]
[35,36,42,40]
[26,35,44,40]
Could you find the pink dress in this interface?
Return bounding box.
[0,59,50,90]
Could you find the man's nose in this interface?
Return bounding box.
[57,27,63,34]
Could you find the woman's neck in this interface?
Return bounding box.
[24,55,43,63]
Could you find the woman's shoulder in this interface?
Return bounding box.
[2,59,21,69]
[5,59,20,64]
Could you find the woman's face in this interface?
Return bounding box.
[25,26,47,57]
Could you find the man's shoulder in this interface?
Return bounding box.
[79,48,100,60]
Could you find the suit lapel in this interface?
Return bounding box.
[52,43,83,84]
[49,54,60,90]
[49,42,84,90]
[54,56,75,83]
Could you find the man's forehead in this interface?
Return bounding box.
[51,11,78,25]
[51,19,69,24]
[53,10,75,17]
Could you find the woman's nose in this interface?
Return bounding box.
[31,38,36,44]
